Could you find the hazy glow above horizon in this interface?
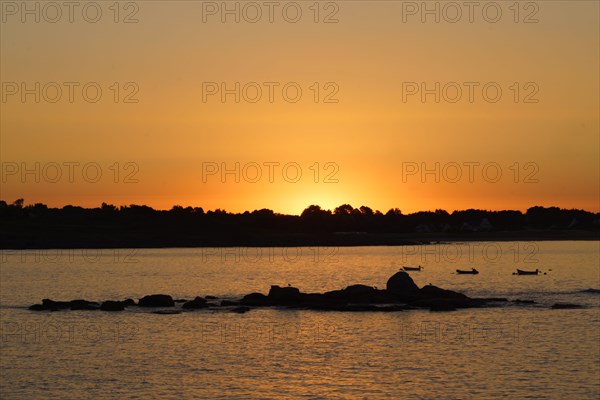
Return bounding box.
[1,1,598,214]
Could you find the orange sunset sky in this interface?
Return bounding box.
[1,1,599,214]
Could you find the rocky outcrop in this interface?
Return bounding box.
[268,286,301,304]
[386,271,420,301]
[138,294,174,307]
[100,301,125,311]
[70,300,100,310]
[419,285,468,300]
[240,293,270,306]
[28,270,533,313]
[182,297,208,309]
[29,299,99,311]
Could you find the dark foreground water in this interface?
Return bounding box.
[1,241,599,399]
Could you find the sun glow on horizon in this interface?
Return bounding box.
[1,2,598,214]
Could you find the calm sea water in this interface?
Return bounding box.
[1,241,599,399]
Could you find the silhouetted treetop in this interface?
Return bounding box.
[0,200,598,249]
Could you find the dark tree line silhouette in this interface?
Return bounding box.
[1,199,598,248]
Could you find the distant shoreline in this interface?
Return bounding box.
[2,202,598,249]
[2,230,598,250]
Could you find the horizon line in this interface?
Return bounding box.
[2,199,598,217]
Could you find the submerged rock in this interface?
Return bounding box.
[230,306,251,313]
[152,310,182,314]
[551,303,583,309]
[429,304,457,312]
[138,294,174,307]
[220,300,240,306]
[100,301,125,311]
[514,299,536,304]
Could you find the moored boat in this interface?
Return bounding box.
[515,269,540,275]
[456,268,479,275]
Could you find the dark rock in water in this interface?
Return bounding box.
[123,299,136,307]
[153,310,182,314]
[324,285,395,304]
[551,303,583,309]
[430,304,457,312]
[478,297,508,302]
[26,271,485,313]
[514,299,536,304]
[100,301,125,311]
[70,300,100,310]
[268,285,301,304]
[419,285,468,300]
[240,292,270,306]
[580,288,600,294]
[325,284,373,298]
[182,297,208,309]
[230,306,251,313]
[42,299,70,310]
[31,299,100,311]
[138,294,174,307]
[386,271,419,300]
[205,295,218,300]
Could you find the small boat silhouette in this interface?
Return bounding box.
[514,268,540,275]
[402,266,423,271]
[456,268,479,275]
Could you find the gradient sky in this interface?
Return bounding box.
[1,1,599,214]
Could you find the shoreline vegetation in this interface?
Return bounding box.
[1,199,598,249]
